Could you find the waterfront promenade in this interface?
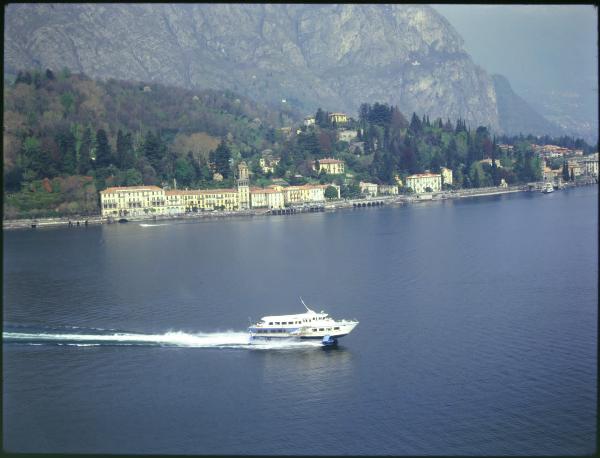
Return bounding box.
[3,181,593,230]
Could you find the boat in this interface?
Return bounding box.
[541,182,554,193]
[248,298,359,346]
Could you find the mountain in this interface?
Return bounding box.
[5,3,564,137]
[492,74,564,138]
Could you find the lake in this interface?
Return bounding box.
[3,186,597,455]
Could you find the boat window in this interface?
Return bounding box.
[269,322,273,325]
[334,327,340,330]
[312,329,317,332]
[275,322,280,325]
[319,328,324,331]
[327,328,331,331]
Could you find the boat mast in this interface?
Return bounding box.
[299,297,314,313]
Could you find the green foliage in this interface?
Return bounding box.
[4,69,596,219]
[324,185,339,200]
[214,140,232,178]
[94,129,112,168]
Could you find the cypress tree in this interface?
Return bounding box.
[562,161,570,182]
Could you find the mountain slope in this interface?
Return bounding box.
[492,74,564,137]
[6,4,504,131]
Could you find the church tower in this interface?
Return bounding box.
[237,161,250,210]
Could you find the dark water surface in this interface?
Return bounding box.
[3,187,597,455]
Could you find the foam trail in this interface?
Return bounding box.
[3,330,323,350]
[139,223,170,227]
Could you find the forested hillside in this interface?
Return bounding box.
[3,69,298,218]
[3,70,595,219]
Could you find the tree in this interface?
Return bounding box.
[315,108,328,128]
[324,185,338,200]
[94,129,112,168]
[78,126,93,174]
[55,126,77,175]
[409,112,422,135]
[174,156,196,187]
[143,131,167,170]
[562,161,570,182]
[117,130,135,169]
[214,140,232,178]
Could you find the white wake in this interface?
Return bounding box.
[3,330,323,350]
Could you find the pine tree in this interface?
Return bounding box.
[409,112,422,135]
[143,131,167,170]
[214,140,232,178]
[56,127,77,175]
[117,130,135,169]
[94,129,112,168]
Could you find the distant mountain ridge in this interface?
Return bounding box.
[5,3,565,137]
[492,74,564,138]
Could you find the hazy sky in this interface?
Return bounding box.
[432,4,598,96]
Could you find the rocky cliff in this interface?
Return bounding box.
[4,4,560,135]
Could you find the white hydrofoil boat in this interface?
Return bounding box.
[248,299,358,346]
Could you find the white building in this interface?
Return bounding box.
[405,173,442,194]
[441,167,453,186]
[359,182,378,197]
[303,116,315,127]
[378,184,398,195]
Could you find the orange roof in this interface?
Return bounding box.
[101,186,162,193]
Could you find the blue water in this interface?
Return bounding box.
[3,186,597,455]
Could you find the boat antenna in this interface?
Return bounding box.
[300,296,313,313]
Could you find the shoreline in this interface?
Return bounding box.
[3,181,594,230]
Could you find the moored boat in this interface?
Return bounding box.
[248,299,358,345]
[541,182,554,193]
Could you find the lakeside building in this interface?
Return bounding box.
[338,130,358,143]
[378,184,399,196]
[568,154,598,179]
[580,152,599,178]
[406,173,442,194]
[259,156,280,174]
[250,187,285,209]
[328,112,348,124]
[440,167,453,186]
[100,163,338,218]
[99,186,165,217]
[532,144,583,158]
[303,116,315,127]
[359,182,378,197]
[313,158,345,175]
